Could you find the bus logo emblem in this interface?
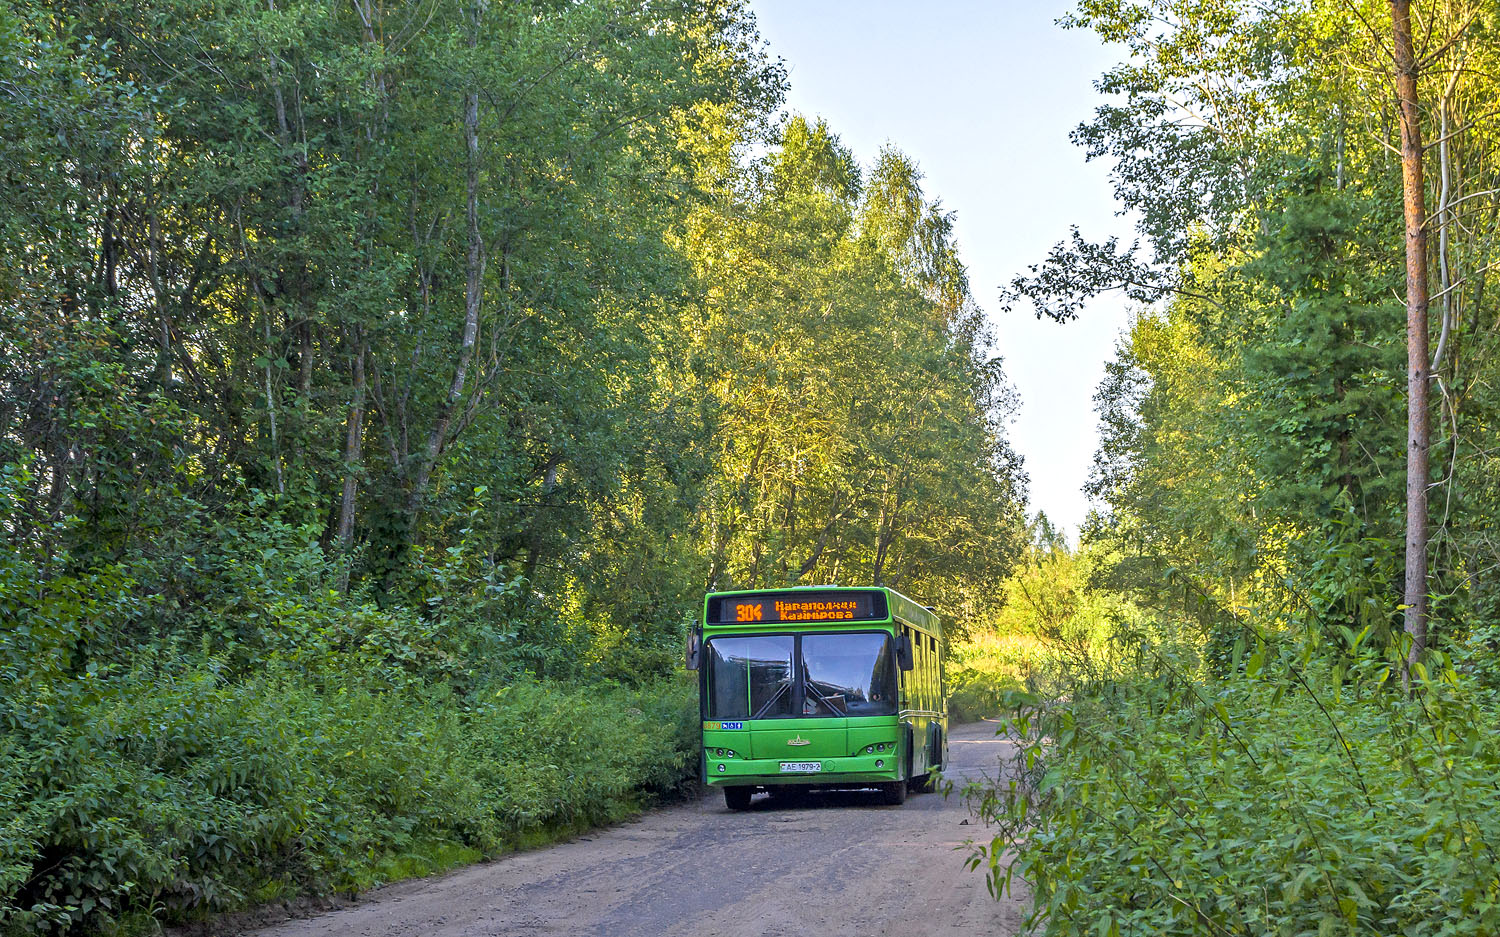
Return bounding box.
[787,735,811,746]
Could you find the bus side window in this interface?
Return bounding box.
[902,628,913,705]
[915,633,924,710]
[922,633,932,710]
[924,635,936,707]
[916,628,925,708]
[928,634,936,707]
[924,638,936,704]
[925,635,934,707]
[918,635,930,707]
[914,630,924,710]
[910,628,921,709]
[917,628,926,710]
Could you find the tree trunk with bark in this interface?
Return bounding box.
[1392,0,1430,669]
[336,329,367,575]
[404,2,485,526]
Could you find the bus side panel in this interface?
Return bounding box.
[896,620,946,779]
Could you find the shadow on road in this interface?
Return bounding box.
[738,788,884,810]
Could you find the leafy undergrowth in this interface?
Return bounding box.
[0,662,699,936]
[947,631,1041,722]
[969,640,1500,936]
[0,463,705,936]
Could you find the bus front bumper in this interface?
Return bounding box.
[703,753,901,787]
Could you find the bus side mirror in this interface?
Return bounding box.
[685,629,702,671]
[896,634,914,671]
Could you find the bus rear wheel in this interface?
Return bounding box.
[723,786,753,811]
[880,779,907,806]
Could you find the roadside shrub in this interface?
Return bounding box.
[971,640,1500,936]
[0,454,709,935]
[947,631,1042,722]
[461,677,699,842]
[0,657,698,935]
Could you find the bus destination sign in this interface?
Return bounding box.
[709,590,885,625]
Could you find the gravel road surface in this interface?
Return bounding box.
[245,718,1027,937]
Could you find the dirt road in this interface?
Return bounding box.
[246,719,1027,937]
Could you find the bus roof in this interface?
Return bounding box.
[702,585,939,637]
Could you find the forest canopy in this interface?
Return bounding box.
[0,0,1026,930]
[975,2,1500,934]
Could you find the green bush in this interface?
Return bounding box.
[462,678,699,840]
[947,632,1041,722]
[0,460,702,935]
[0,656,698,935]
[972,642,1500,936]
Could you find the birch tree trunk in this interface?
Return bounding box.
[1392,0,1430,668]
[404,0,485,526]
[336,329,367,568]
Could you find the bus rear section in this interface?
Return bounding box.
[688,587,947,810]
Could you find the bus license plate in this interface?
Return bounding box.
[779,761,822,773]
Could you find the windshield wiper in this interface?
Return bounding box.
[799,658,847,715]
[804,679,846,715]
[752,680,790,719]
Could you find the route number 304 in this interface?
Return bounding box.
[734,602,764,622]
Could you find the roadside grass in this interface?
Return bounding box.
[362,839,485,888]
[969,637,1500,936]
[947,631,1044,722]
[0,663,701,936]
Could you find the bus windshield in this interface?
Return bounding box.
[802,632,897,717]
[706,635,793,720]
[705,632,897,720]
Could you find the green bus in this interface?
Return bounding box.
[686,586,948,810]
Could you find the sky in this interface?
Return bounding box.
[749,0,1134,539]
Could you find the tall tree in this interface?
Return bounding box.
[1016,0,1500,662]
[688,117,1027,627]
[1391,0,1430,665]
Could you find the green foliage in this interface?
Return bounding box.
[1040,0,1500,648]
[0,650,697,933]
[2,0,1021,681]
[0,0,791,673]
[0,447,708,934]
[949,523,1153,722]
[1,2,1031,933]
[972,626,1500,936]
[946,633,1038,723]
[690,117,1027,620]
[463,678,701,836]
[981,0,1500,932]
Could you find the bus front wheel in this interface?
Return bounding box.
[724,786,753,811]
